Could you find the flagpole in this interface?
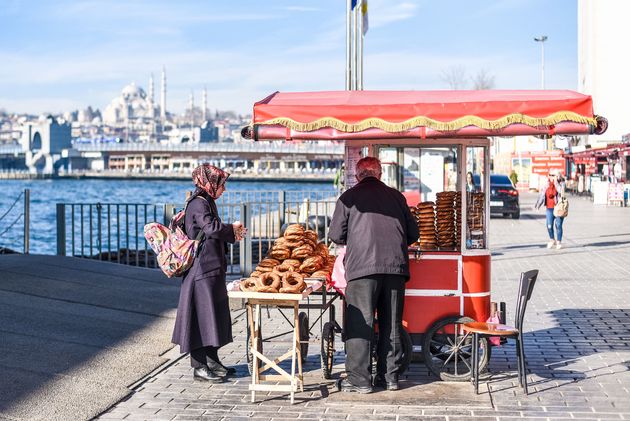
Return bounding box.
[352,3,358,90]
[359,15,364,90]
[346,0,352,90]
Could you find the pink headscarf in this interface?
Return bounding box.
[192,164,230,199]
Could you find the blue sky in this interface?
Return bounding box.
[0,0,577,115]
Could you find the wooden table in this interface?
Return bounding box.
[228,280,322,404]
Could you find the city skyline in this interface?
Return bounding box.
[1,0,577,115]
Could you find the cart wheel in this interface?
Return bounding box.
[246,324,263,376]
[423,316,491,381]
[321,321,335,379]
[298,312,309,363]
[371,325,413,378]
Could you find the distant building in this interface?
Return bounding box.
[20,116,71,173]
[578,0,630,143]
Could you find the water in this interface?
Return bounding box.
[0,179,335,255]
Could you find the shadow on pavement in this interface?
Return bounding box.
[0,254,179,421]
[583,240,630,247]
[488,308,630,394]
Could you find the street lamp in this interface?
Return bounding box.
[534,35,548,89]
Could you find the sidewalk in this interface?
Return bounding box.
[99,193,630,420]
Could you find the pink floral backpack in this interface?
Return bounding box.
[144,197,205,278]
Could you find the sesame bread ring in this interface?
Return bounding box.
[274,237,289,247]
[273,263,294,276]
[259,258,281,268]
[303,238,318,251]
[300,255,324,273]
[304,230,319,243]
[284,224,305,238]
[285,234,305,242]
[285,239,305,248]
[269,247,291,260]
[255,265,273,273]
[256,272,282,291]
[239,278,258,292]
[315,243,330,258]
[250,270,263,278]
[283,259,301,269]
[280,272,306,294]
[291,244,314,259]
[311,270,330,279]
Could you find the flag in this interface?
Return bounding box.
[351,0,358,9]
[361,0,368,35]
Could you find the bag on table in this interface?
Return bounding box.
[330,245,347,296]
[553,195,569,218]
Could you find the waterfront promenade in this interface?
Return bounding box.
[99,193,630,420]
[0,192,628,420]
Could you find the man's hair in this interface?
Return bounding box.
[355,157,382,181]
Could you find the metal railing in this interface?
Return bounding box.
[55,191,338,276]
[0,189,30,254]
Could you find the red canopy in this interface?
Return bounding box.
[248,90,605,140]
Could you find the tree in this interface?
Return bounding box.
[440,65,468,89]
[471,68,495,90]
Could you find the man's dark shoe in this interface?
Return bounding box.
[193,366,224,382]
[374,376,399,391]
[336,378,372,394]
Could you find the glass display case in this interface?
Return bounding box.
[376,143,489,253]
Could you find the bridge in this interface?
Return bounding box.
[0,141,345,176]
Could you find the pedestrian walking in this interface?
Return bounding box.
[171,164,246,382]
[535,170,566,249]
[328,157,419,393]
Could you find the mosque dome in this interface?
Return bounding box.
[103,81,154,125]
[121,82,146,101]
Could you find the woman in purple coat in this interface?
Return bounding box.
[172,164,245,382]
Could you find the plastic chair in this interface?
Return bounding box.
[462,269,539,395]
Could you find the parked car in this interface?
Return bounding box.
[473,174,520,219]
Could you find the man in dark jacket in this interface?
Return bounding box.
[329,157,419,393]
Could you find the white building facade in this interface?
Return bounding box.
[578,0,630,143]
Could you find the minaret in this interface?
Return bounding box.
[148,73,155,139]
[202,86,207,122]
[190,90,195,124]
[148,73,155,115]
[148,73,154,102]
[189,90,195,141]
[160,66,166,124]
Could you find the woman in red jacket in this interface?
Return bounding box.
[535,171,566,249]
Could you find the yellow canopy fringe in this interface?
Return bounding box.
[258,112,596,133]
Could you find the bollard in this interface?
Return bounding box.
[23,189,30,254]
[56,203,66,256]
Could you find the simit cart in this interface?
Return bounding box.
[243,89,606,380]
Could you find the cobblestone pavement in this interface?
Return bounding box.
[99,193,630,420]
